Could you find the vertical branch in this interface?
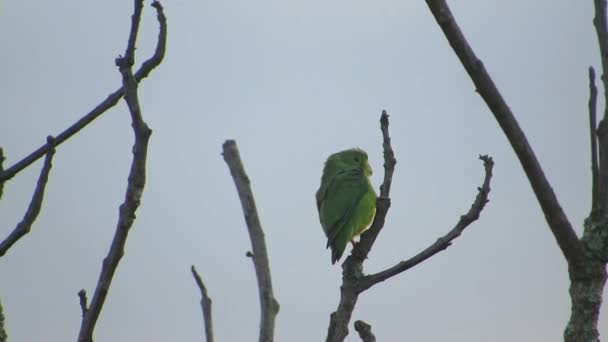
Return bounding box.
[76,1,160,341]
[0,148,5,200]
[191,266,215,342]
[0,137,56,257]
[222,140,279,342]
[352,111,396,262]
[593,0,608,217]
[589,67,600,217]
[326,112,396,342]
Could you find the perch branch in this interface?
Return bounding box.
[222,140,279,342]
[357,155,493,293]
[326,111,396,342]
[424,0,584,266]
[354,320,376,342]
[0,136,56,257]
[352,110,396,262]
[77,1,156,341]
[0,1,166,183]
[191,265,215,342]
[589,67,600,217]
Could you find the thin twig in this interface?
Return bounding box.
[222,140,279,342]
[191,266,215,342]
[357,155,493,293]
[0,1,166,183]
[589,67,600,218]
[77,1,156,341]
[354,320,376,342]
[352,110,396,263]
[0,136,56,257]
[424,0,583,267]
[78,289,89,318]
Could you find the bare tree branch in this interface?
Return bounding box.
[0,1,166,184]
[589,67,600,218]
[222,140,279,342]
[191,266,215,342]
[424,0,584,267]
[354,320,375,342]
[326,111,396,342]
[0,136,56,257]
[77,1,157,341]
[357,155,493,293]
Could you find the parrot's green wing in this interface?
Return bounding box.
[317,167,376,264]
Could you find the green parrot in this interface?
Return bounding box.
[316,148,377,264]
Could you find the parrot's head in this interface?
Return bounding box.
[326,148,373,177]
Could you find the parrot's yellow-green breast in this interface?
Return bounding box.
[316,149,377,264]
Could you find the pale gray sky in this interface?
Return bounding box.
[0,0,605,341]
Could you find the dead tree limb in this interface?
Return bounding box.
[0,136,56,257]
[424,0,584,267]
[424,1,608,341]
[222,140,279,342]
[76,1,163,341]
[191,265,215,342]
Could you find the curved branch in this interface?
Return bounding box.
[191,266,215,342]
[222,140,279,342]
[0,136,56,257]
[357,155,493,293]
[0,1,166,183]
[424,0,583,266]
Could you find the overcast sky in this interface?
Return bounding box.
[0,0,605,341]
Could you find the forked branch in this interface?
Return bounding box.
[0,1,166,183]
[77,1,160,341]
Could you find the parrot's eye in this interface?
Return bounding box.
[353,157,360,163]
